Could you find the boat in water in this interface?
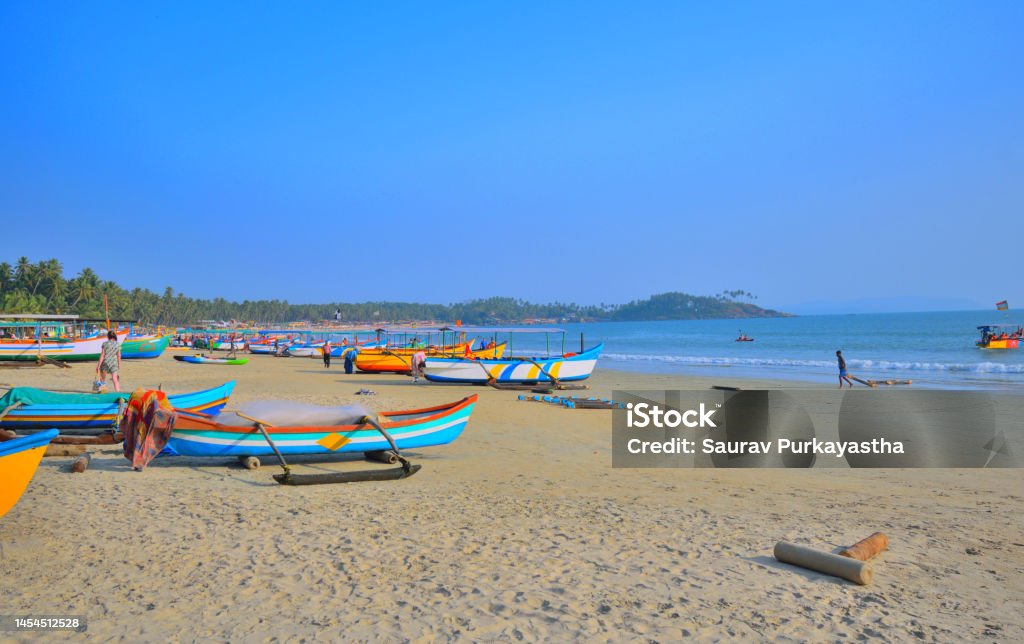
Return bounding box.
[0,382,236,430]
[1,429,59,519]
[976,324,1022,349]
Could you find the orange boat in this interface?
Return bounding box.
[976,324,1022,349]
[1,429,58,519]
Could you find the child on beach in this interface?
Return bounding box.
[836,350,854,389]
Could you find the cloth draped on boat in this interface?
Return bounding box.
[213,400,373,427]
[121,389,176,470]
[0,387,131,409]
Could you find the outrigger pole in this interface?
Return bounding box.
[233,411,421,485]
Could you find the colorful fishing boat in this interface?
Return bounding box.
[0,382,236,430]
[210,339,246,351]
[248,342,283,355]
[121,335,172,359]
[356,343,506,373]
[1,429,59,519]
[165,395,476,457]
[421,326,603,384]
[426,344,603,384]
[0,315,129,362]
[174,355,249,365]
[976,324,1022,349]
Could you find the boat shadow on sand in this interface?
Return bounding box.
[38,449,445,487]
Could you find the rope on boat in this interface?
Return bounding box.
[0,401,24,425]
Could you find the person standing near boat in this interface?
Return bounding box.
[836,350,854,389]
[412,350,427,383]
[97,330,122,392]
[322,339,332,368]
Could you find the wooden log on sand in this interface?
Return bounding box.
[53,432,123,445]
[840,532,889,561]
[774,541,873,585]
[71,453,92,473]
[849,376,876,388]
[365,449,399,464]
[44,444,87,457]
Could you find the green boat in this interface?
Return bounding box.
[121,335,171,359]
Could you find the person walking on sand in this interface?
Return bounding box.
[97,330,122,392]
[836,350,854,389]
[322,339,332,368]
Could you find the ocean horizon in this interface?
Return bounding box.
[475,310,1024,390]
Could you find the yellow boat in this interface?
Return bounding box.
[356,342,507,373]
[1,429,58,519]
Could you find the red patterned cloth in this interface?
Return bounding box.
[121,389,177,471]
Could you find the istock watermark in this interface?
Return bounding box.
[611,389,1021,468]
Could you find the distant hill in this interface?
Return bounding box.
[609,292,789,321]
[0,257,789,324]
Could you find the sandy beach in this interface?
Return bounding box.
[1,354,1022,641]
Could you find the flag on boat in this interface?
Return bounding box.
[996,300,1009,311]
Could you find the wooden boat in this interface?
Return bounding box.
[121,335,172,359]
[288,339,383,358]
[174,355,249,365]
[166,395,477,457]
[425,344,602,384]
[356,343,506,373]
[0,382,236,429]
[1,429,59,518]
[0,327,129,362]
[210,339,246,351]
[976,324,1022,349]
[248,342,282,355]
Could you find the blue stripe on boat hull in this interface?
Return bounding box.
[167,407,472,457]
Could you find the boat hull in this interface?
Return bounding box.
[978,338,1019,349]
[174,355,248,365]
[121,335,172,359]
[167,396,477,457]
[0,329,128,362]
[1,429,59,519]
[0,382,236,429]
[424,344,603,384]
[356,343,507,373]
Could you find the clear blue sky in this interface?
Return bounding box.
[1,2,1021,312]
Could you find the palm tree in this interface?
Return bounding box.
[0,262,12,295]
[70,268,100,308]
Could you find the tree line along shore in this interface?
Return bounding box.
[0,257,788,326]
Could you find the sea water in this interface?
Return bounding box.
[490,311,1024,390]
